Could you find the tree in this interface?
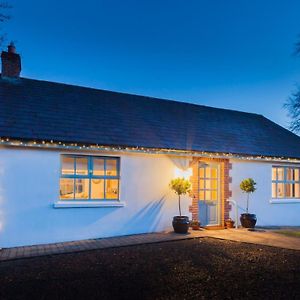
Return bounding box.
[0,2,11,46]
[240,178,257,214]
[285,36,300,133]
[285,88,300,133]
[169,178,191,216]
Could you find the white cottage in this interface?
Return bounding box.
[1,45,300,248]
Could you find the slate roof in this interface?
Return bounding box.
[1,76,300,159]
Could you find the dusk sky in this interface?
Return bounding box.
[3,0,300,128]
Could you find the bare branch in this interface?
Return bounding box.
[0,13,10,22]
[284,87,300,133]
[0,1,11,46]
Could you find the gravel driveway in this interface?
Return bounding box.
[0,237,299,300]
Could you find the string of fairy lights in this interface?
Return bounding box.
[0,137,300,163]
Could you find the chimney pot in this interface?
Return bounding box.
[7,42,16,54]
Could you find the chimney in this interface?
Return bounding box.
[1,42,21,79]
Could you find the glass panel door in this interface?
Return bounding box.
[198,163,220,226]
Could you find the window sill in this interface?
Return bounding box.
[54,200,125,208]
[270,199,300,204]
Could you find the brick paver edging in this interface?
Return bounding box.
[0,231,205,262]
[2,229,299,262]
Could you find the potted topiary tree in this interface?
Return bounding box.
[170,177,191,233]
[240,178,257,228]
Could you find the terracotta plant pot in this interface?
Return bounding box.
[192,225,200,230]
[225,220,235,228]
[172,216,189,234]
[190,220,201,230]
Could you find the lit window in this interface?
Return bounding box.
[272,166,300,199]
[198,164,219,201]
[60,155,120,201]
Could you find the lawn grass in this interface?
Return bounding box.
[274,230,300,238]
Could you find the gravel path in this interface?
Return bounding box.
[0,237,299,300]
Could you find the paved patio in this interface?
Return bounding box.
[0,228,299,262]
[199,228,300,251]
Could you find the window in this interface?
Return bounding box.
[198,164,219,201]
[60,155,120,201]
[272,166,300,198]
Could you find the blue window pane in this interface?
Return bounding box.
[62,157,75,175]
[75,179,89,199]
[60,178,74,199]
[91,178,104,199]
[76,157,88,175]
[106,159,118,176]
[106,179,119,199]
[93,158,105,176]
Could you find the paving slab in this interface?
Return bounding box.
[0,228,299,262]
[197,228,300,251]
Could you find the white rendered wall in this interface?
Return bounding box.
[0,147,192,247]
[229,159,300,226]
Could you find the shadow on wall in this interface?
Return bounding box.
[122,197,166,234]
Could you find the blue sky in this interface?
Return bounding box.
[3,0,300,128]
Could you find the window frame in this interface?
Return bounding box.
[59,155,121,201]
[272,166,300,199]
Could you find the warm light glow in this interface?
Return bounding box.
[174,167,192,179]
